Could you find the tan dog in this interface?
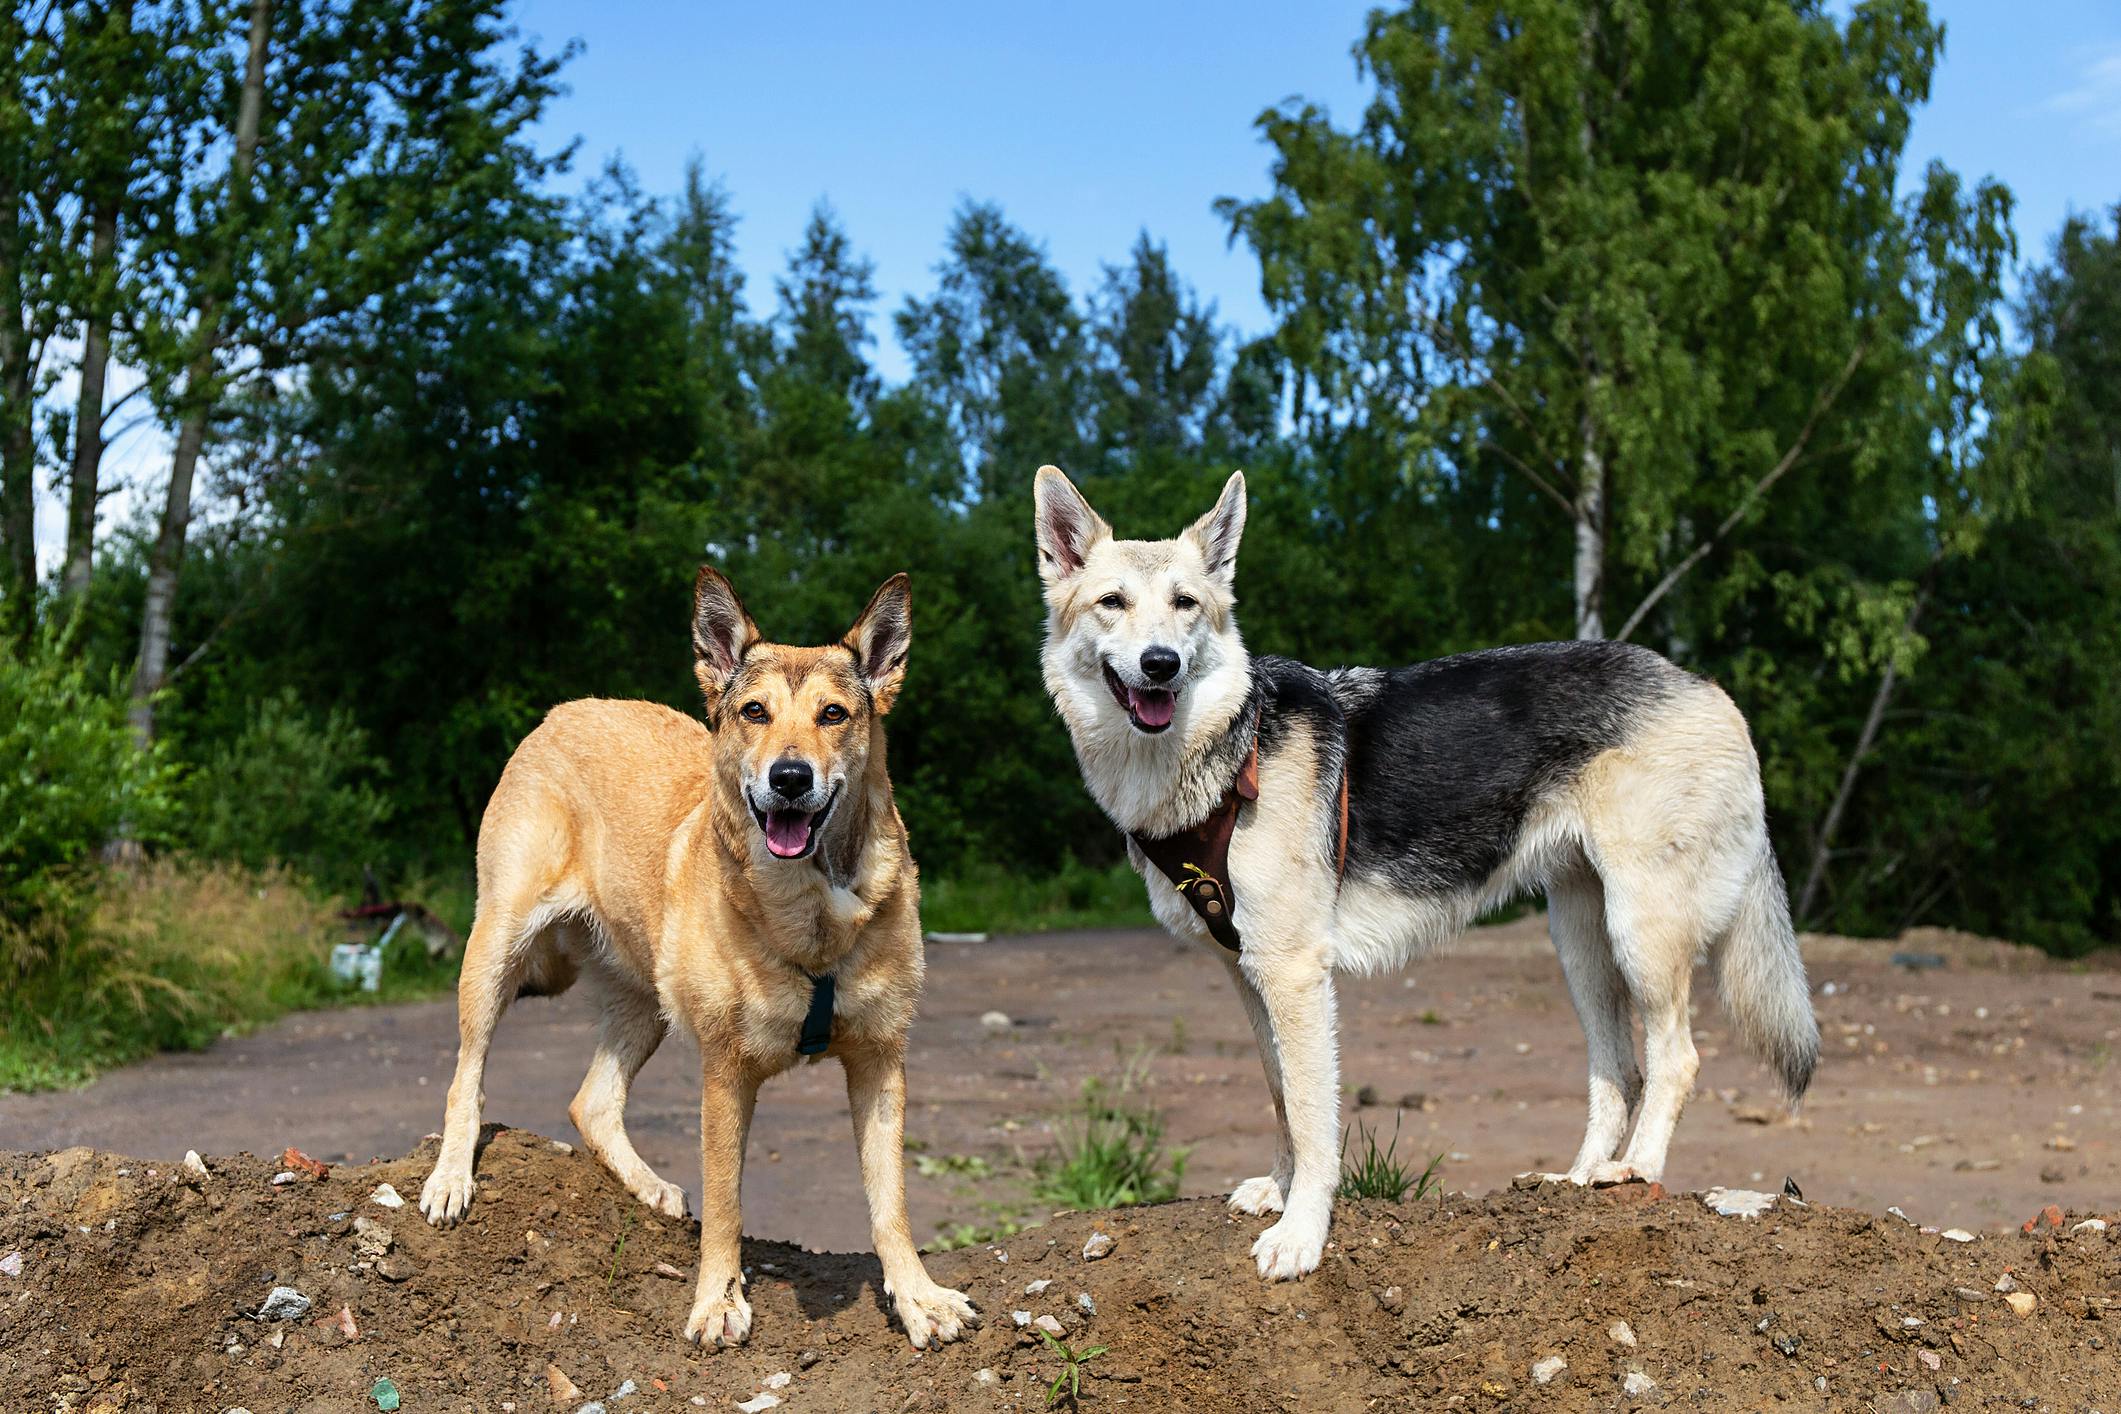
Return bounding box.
[419,568,976,1349]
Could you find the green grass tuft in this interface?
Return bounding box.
[1338,1113,1446,1203]
[1033,1057,1187,1211]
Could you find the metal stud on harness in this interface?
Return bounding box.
[1130,739,1349,953]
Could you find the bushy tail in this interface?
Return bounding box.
[1712,844,1819,1105]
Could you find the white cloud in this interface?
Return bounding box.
[2046,43,2121,139]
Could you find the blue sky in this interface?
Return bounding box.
[514,0,2121,380]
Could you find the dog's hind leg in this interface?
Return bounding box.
[1222,954,1295,1216]
[1546,868,1643,1183]
[1241,943,1342,1281]
[568,959,685,1220]
[421,900,544,1225]
[1599,887,1701,1186]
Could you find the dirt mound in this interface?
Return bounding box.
[3,1129,2116,1412]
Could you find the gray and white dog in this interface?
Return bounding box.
[1033,465,1819,1282]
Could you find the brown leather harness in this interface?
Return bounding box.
[1130,738,1350,953]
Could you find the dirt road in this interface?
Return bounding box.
[3,919,2116,1251]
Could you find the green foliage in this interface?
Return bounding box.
[1037,1330,1109,1408]
[0,629,174,966]
[921,860,1151,935]
[180,690,392,890]
[1034,1060,1187,1211]
[1338,1115,1445,1203]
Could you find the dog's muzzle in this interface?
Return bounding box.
[1102,661,1177,733]
[748,779,840,859]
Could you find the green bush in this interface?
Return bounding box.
[922,857,1151,934]
[1033,1059,1187,1210]
[180,689,392,890]
[0,630,174,969]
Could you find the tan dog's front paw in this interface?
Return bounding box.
[419,1164,475,1226]
[886,1275,978,1349]
[683,1275,753,1347]
[632,1176,689,1220]
[1228,1175,1287,1216]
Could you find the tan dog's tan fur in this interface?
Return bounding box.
[419,569,974,1349]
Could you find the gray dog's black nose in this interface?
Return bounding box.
[1140,646,1181,683]
[769,759,813,801]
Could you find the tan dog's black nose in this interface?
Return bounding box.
[769,759,813,801]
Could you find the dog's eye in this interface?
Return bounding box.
[818,703,848,725]
[740,701,768,723]
[1098,593,1125,611]
[1174,593,1198,611]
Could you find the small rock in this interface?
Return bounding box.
[320,1303,359,1340]
[1939,1228,1975,1243]
[0,1250,21,1278]
[1608,1319,1638,1348]
[256,1286,311,1321]
[2072,1218,2108,1234]
[762,1374,791,1391]
[797,1350,822,1370]
[1772,1334,1800,1357]
[1011,1310,1032,1327]
[1076,1291,1095,1315]
[372,1376,401,1411]
[1954,1287,1986,1303]
[1994,1273,2018,1293]
[1379,1284,1405,1315]
[1622,1371,1655,1395]
[651,1261,686,1279]
[183,1151,210,1181]
[375,1253,415,1282]
[1703,1186,1776,1219]
[370,1183,405,1209]
[353,1215,394,1257]
[2040,1165,2066,1184]
[2004,1291,2037,1318]
[1916,1349,1942,1371]
[576,1404,607,1414]
[734,1396,780,1414]
[1354,1084,1379,1107]
[974,1369,996,1385]
[979,1010,1012,1033]
[611,1381,637,1400]
[1081,1231,1114,1261]
[1034,1314,1065,1336]
[547,1364,582,1403]
[551,1139,574,1154]
[1886,1205,1916,1226]
[270,1171,300,1186]
[1023,1278,1052,1295]
[1530,1354,1567,1385]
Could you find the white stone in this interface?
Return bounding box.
[1034,1314,1066,1335]
[734,1396,780,1414]
[370,1183,406,1209]
[1608,1319,1638,1348]
[255,1286,311,1320]
[980,1010,1012,1033]
[1623,1372,1656,1395]
[2073,1219,2108,1234]
[1024,1278,1053,1295]
[1940,1228,1975,1243]
[1531,1355,1568,1385]
[1012,1310,1032,1327]
[1082,1231,1114,1261]
[183,1151,210,1180]
[1703,1186,1777,1219]
[762,1374,790,1391]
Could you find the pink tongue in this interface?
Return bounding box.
[1129,687,1176,727]
[765,810,814,857]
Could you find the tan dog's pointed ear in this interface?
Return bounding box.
[1185,469,1247,588]
[1033,464,1110,586]
[692,566,759,719]
[846,572,912,714]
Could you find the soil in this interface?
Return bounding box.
[4,919,2121,1409]
[3,1129,2119,1412]
[4,919,2117,1250]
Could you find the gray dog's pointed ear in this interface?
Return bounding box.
[1033,464,1110,585]
[1186,470,1247,587]
[845,572,912,714]
[692,566,759,717]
